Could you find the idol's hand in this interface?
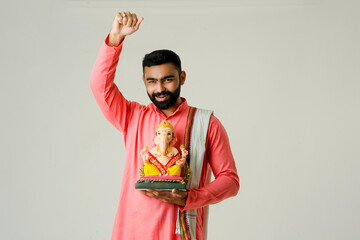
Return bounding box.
[181,148,188,158]
[176,158,186,168]
[140,189,188,207]
[108,11,144,46]
[140,145,150,164]
[180,145,188,158]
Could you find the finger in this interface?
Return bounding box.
[131,13,138,28]
[115,12,123,25]
[122,12,128,25]
[126,11,132,27]
[172,189,183,194]
[134,17,144,31]
[173,189,187,199]
[151,190,159,196]
[137,190,155,198]
[146,189,159,197]
[141,190,155,198]
[137,189,154,195]
[171,189,182,197]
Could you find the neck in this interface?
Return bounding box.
[161,97,183,117]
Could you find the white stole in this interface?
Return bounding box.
[176,108,213,240]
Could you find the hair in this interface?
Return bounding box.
[142,49,182,75]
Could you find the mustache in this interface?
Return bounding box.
[152,91,172,97]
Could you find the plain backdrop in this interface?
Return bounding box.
[1,0,359,239]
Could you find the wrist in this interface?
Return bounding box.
[179,191,188,207]
[108,32,125,47]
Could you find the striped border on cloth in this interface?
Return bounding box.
[176,107,213,240]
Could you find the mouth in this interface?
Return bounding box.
[155,94,170,102]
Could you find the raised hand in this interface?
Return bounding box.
[108,11,144,46]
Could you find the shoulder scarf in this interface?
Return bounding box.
[175,107,213,240]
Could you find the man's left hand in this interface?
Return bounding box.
[139,189,188,207]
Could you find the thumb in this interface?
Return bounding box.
[135,17,144,30]
[172,189,182,196]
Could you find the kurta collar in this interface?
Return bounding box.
[148,97,189,119]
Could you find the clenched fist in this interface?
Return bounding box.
[108,11,144,47]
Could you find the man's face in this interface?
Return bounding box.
[143,63,185,110]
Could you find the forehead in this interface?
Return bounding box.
[157,126,173,132]
[144,63,178,78]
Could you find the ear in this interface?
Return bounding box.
[171,135,178,146]
[142,75,146,85]
[180,71,186,86]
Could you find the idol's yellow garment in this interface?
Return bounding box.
[144,163,181,176]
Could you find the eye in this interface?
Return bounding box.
[167,133,171,135]
[147,79,157,84]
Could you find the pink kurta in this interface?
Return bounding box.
[90,35,240,240]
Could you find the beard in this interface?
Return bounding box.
[147,84,181,110]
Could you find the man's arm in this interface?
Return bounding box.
[181,115,239,210]
[89,12,143,133]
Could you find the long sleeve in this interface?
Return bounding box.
[182,115,240,210]
[90,35,139,135]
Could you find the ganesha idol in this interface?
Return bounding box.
[135,120,190,191]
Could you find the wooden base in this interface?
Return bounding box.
[135,176,187,191]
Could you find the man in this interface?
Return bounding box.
[90,11,239,240]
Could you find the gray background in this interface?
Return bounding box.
[1,0,359,239]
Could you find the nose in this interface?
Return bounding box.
[155,81,166,93]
